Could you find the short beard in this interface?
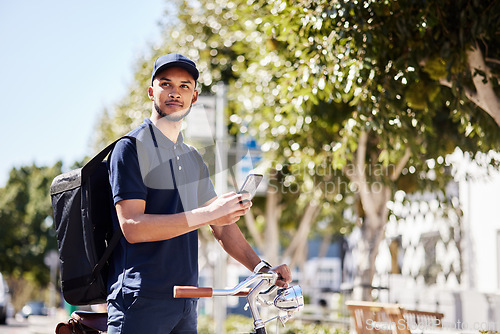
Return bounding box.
[154,102,192,122]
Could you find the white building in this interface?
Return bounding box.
[459,162,500,293]
[353,152,500,331]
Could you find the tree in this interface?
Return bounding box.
[0,162,62,286]
[95,0,500,300]
[227,0,500,299]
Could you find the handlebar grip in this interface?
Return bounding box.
[174,286,213,298]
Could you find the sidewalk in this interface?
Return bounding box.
[0,310,68,334]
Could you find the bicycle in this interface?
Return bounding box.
[174,271,304,334]
[55,271,303,334]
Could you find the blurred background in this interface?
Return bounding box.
[0,0,499,333]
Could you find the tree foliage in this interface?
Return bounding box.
[95,0,500,297]
[227,0,500,297]
[0,163,62,285]
[96,0,499,192]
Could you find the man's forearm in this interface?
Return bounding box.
[210,224,261,272]
[117,199,215,243]
[117,193,250,244]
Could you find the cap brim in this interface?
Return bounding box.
[153,62,199,83]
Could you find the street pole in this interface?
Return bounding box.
[44,249,58,314]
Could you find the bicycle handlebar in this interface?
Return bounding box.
[173,272,303,334]
[174,272,278,299]
[173,286,251,298]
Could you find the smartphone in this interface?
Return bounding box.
[238,173,263,203]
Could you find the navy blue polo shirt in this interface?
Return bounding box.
[107,118,217,300]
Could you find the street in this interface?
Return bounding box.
[0,312,68,334]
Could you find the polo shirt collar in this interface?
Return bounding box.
[145,118,184,149]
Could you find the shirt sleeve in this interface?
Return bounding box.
[108,137,148,204]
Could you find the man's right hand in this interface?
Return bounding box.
[206,192,252,226]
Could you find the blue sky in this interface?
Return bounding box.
[0,0,167,187]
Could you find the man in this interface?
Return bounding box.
[106,53,292,334]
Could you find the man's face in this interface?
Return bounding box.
[148,66,198,122]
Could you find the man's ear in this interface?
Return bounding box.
[191,90,199,104]
[148,86,154,101]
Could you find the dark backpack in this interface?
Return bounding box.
[50,136,132,305]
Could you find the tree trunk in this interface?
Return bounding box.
[264,186,281,265]
[283,201,321,268]
[352,206,389,300]
[243,175,321,268]
[348,131,411,300]
[242,176,282,265]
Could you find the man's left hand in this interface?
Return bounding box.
[269,264,292,288]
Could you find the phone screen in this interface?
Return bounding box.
[238,174,263,200]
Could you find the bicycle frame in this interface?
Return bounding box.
[174,271,304,334]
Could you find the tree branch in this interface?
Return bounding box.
[438,77,490,111]
[283,201,320,264]
[390,147,411,181]
[422,46,500,127]
[485,57,500,66]
[353,130,379,220]
[465,43,500,127]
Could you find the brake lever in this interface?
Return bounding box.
[260,285,279,296]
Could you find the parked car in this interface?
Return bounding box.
[0,272,11,324]
[20,301,48,318]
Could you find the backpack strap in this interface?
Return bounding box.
[91,228,123,283]
[81,136,135,179]
[82,135,135,284]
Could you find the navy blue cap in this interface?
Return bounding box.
[151,53,199,85]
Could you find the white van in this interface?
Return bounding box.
[0,272,11,324]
